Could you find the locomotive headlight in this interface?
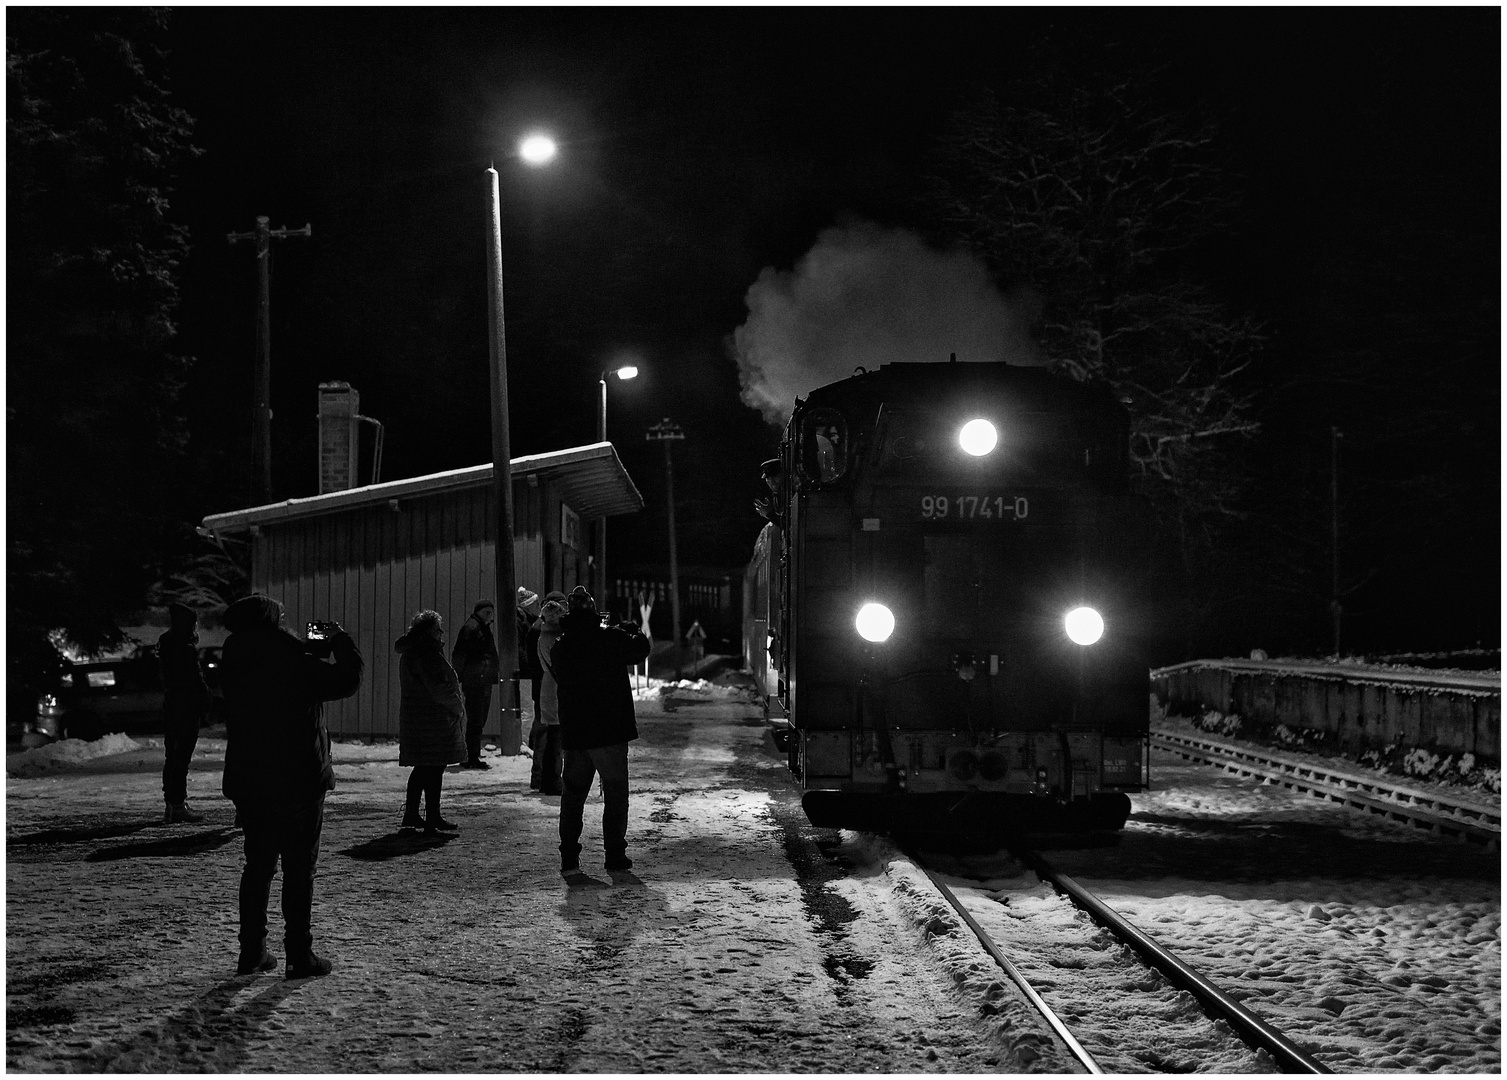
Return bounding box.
[1064,606,1105,646]
[855,602,896,643]
[958,418,997,456]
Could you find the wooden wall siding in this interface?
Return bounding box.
[249,478,558,738]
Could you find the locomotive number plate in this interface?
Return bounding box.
[920,494,1029,521]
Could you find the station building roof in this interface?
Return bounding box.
[201,441,643,535]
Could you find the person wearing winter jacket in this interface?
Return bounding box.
[548,586,651,873]
[397,609,468,832]
[220,594,363,980]
[530,595,569,795]
[523,592,555,765]
[515,586,543,725]
[158,602,214,823]
[450,600,499,768]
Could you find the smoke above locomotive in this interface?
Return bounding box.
[731,220,1043,426]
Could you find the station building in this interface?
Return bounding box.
[200,442,643,740]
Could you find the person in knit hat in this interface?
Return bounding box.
[451,600,499,768]
[157,602,214,823]
[515,586,544,732]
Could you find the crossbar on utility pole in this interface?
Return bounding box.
[227,216,311,507]
[646,419,685,679]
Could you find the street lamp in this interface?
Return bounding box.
[645,418,685,679]
[596,364,638,613]
[519,132,558,166]
[483,131,557,754]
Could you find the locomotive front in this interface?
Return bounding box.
[768,362,1152,834]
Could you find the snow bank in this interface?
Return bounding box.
[631,677,757,702]
[7,733,146,778]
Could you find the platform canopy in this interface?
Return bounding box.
[201,441,643,535]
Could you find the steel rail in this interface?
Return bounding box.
[1012,847,1331,1075]
[912,859,1104,1074]
[1152,730,1501,847]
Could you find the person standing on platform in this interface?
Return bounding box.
[220,595,363,980]
[451,600,499,769]
[515,586,543,731]
[158,602,213,823]
[397,609,468,832]
[549,586,651,874]
[531,595,569,795]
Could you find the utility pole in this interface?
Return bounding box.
[1330,425,1343,656]
[646,419,685,679]
[227,216,312,506]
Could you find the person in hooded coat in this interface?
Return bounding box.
[220,594,363,980]
[548,586,651,873]
[396,609,467,832]
[158,602,213,823]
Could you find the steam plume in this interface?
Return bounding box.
[732,221,1040,425]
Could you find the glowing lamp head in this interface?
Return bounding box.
[959,418,998,456]
[1064,606,1105,646]
[855,602,896,643]
[519,133,558,166]
[614,365,638,381]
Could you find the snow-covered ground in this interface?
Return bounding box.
[6,679,1499,1073]
[6,681,1031,1072]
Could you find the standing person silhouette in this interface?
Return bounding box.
[451,600,499,769]
[548,586,650,873]
[220,595,362,979]
[158,602,212,823]
[397,610,467,832]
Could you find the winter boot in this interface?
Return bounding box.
[605,854,634,872]
[400,806,425,831]
[425,814,460,834]
[165,800,204,824]
[236,948,277,975]
[285,951,333,980]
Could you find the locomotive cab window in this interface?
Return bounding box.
[800,410,848,484]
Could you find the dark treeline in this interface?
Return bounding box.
[7,9,1497,715]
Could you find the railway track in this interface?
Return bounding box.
[1150,728,1501,848]
[912,849,1331,1074]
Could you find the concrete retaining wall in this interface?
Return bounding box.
[1153,660,1500,765]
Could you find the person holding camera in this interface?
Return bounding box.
[220,595,363,980]
[396,609,467,832]
[548,586,651,873]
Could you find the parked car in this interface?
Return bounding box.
[31,645,223,743]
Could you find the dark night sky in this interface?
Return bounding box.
[162,7,1499,628]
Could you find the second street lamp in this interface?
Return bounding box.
[645,418,685,679]
[596,364,638,614]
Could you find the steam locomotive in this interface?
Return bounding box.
[744,360,1153,833]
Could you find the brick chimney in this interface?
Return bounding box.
[317,382,361,493]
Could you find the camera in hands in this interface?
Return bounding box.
[305,620,343,656]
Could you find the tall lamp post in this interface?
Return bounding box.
[645,418,685,679]
[484,130,556,755]
[597,364,638,614]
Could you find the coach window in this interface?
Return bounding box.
[801,410,848,484]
